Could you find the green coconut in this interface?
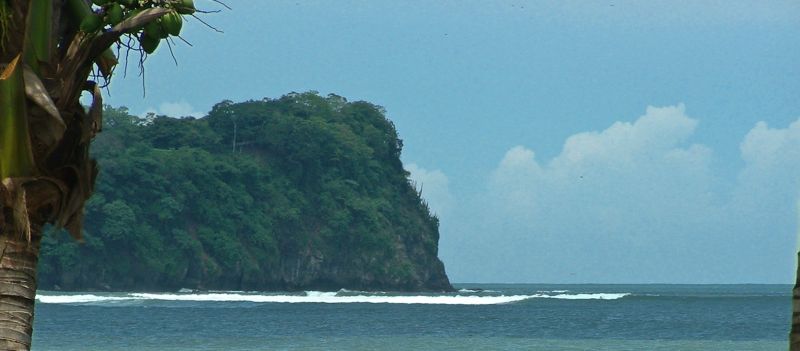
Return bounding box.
[162,11,183,36]
[140,33,160,54]
[144,19,167,39]
[175,0,195,15]
[80,14,103,33]
[106,3,124,25]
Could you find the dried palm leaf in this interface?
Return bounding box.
[22,66,64,153]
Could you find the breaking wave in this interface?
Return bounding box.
[36,290,630,305]
[544,293,628,300]
[125,292,541,305]
[36,294,140,304]
[457,288,500,293]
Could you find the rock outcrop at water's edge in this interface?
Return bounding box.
[38,92,453,292]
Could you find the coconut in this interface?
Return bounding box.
[80,14,103,33]
[162,11,183,36]
[106,4,124,25]
[140,33,160,54]
[144,19,167,39]
[176,0,195,15]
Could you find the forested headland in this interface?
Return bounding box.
[38,92,452,292]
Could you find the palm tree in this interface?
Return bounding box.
[0,1,197,348]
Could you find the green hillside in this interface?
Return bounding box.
[38,92,452,292]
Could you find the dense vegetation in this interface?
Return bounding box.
[38,92,452,292]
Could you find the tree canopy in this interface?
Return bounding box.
[40,92,452,292]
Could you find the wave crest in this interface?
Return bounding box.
[36,294,138,304]
[36,291,630,305]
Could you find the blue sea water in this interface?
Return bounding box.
[32,284,788,350]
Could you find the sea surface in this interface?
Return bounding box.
[32,284,789,350]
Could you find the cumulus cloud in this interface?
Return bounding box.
[405,163,454,217]
[739,120,800,173]
[490,104,715,230]
[553,104,698,167]
[730,120,800,254]
[489,146,541,217]
[445,105,799,284]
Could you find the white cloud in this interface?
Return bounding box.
[734,119,800,209]
[446,105,799,284]
[731,119,800,249]
[142,100,204,118]
[489,146,542,218]
[740,120,800,170]
[490,104,714,227]
[405,163,454,217]
[553,104,697,168]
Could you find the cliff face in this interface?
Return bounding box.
[38,93,453,292]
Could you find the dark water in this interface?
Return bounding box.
[32,284,789,350]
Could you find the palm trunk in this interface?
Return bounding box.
[0,227,41,351]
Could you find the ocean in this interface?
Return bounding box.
[32,284,788,350]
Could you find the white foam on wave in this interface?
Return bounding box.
[304,291,339,298]
[457,289,500,293]
[128,292,534,305]
[36,294,138,304]
[36,292,630,305]
[544,293,629,300]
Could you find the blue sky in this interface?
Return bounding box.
[105,1,800,283]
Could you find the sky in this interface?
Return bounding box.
[103,1,800,284]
